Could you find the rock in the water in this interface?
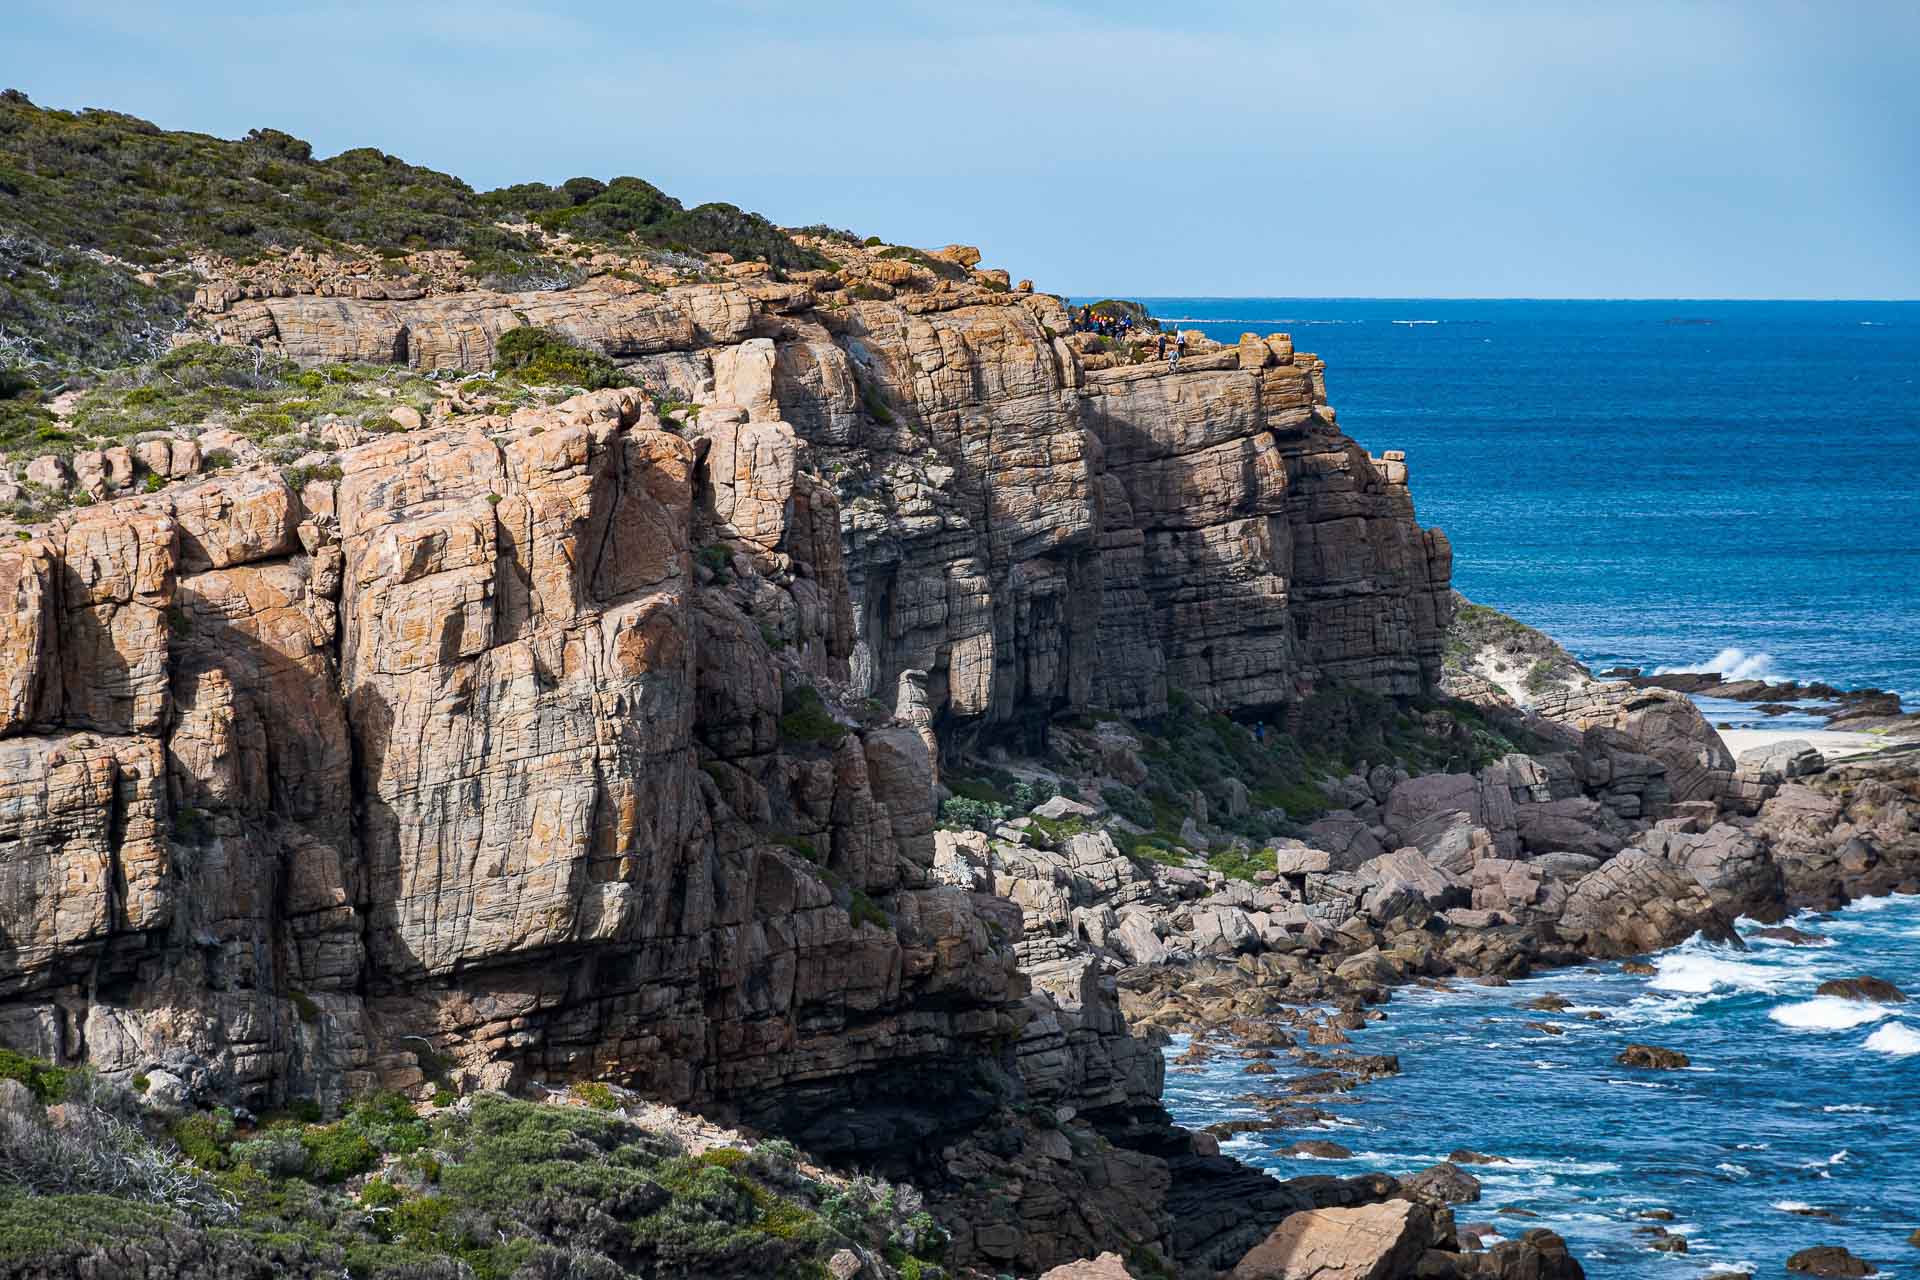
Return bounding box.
[1814,976,1906,1004]
[1752,926,1825,945]
[1615,1044,1690,1070]
[1228,1200,1442,1280]
[1786,1246,1875,1277]
[1448,1149,1509,1166]
[1281,1140,1354,1159]
[1401,1160,1482,1205]
[1465,1229,1587,1280]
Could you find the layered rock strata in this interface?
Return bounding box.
[187,241,1454,734]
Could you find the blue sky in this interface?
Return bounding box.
[8,1,1917,298]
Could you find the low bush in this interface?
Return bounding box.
[778,683,846,746]
[939,795,1007,832]
[490,326,624,390]
[0,1049,68,1103]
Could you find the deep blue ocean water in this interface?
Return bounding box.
[1111,299,1920,700]
[1163,897,1920,1276]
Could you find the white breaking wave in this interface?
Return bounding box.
[1865,1021,1920,1056]
[1652,647,1781,681]
[1651,949,1781,995]
[1717,1162,1752,1178]
[1769,997,1894,1031]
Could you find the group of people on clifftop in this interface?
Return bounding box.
[1070,304,1136,338]
[1071,303,1187,370]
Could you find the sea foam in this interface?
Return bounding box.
[1652,648,1781,681]
[1651,950,1780,995]
[1768,997,1892,1030]
[1864,1021,1920,1056]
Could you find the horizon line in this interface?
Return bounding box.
[1059,294,1920,304]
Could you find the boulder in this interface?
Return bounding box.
[1558,850,1736,957]
[1404,808,1493,877]
[1355,848,1465,922]
[1306,813,1388,869]
[1228,1200,1442,1280]
[1401,1161,1482,1205]
[1736,739,1824,784]
[1638,822,1785,921]
[1272,844,1333,877]
[1513,797,1623,858]
[1033,794,1097,821]
[1462,1230,1586,1279]
[1530,683,1733,803]
[1039,1254,1133,1280]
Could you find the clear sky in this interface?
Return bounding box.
[7,1,1917,298]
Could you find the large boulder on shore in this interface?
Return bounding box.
[1228,1200,1444,1280]
[1530,683,1733,803]
[1459,1229,1586,1279]
[1355,849,1466,922]
[1637,822,1785,921]
[1557,849,1736,956]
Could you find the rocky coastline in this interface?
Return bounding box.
[3,96,1918,1280]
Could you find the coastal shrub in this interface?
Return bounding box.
[1207,846,1278,883]
[1101,784,1155,828]
[939,795,1007,832]
[299,1123,378,1183]
[230,1127,308,1178]
[0,1050,69,1103]
[1008,778,1056,811]
[778,683,846,746]
[572,1082,618,1111]
[847,889,892,933]
[170,1111,234,1169]
[490,326,624,390]
[696,542,733,581]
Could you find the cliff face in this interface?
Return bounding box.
[0,249,1450,1154]
[197,255,1453,731]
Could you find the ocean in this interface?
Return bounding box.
[1120,299,1920,1272]
[1121,299,1920,701]
[1162,897,1920,1276]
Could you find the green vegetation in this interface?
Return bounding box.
[0,91,823,373]
[571,1081,619,1111]
[1443,594,1586,693]
[939,795,1007,832]
[0,1049,949,1280]
[1206,846,1278,883]
[2,342,490,467]
[489,324,624,390]
[778,682,847,747]
[874,244,966,283]
[0,1047,69,1102]
[847,889,892,933]
[1092,687,1525,865]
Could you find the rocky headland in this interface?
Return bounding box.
[3,95,1918,1280]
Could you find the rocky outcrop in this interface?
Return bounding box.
[1557,850,1735,956]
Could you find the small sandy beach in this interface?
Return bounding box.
[1718,727,1893,759]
